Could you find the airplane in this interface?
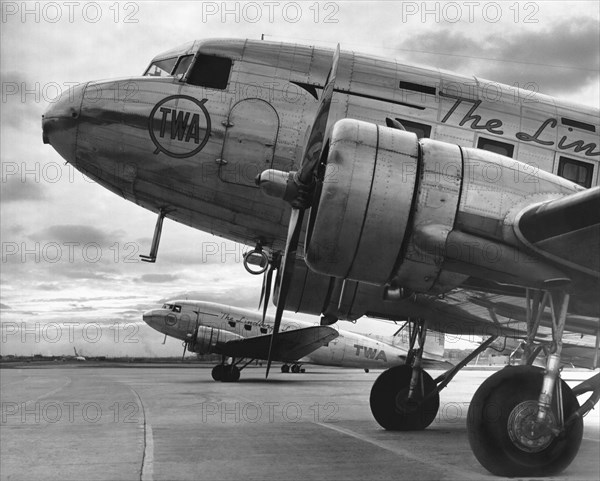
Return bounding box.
[42,38,600,477]
[142,300,447,380]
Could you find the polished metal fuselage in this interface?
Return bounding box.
[42,38,600,324]
[43,38,600,253]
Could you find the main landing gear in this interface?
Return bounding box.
[466,290,594,477]
[467,365,583,477]
[369,291,600,477]
[211,356,256,382]
[281,363,305,374]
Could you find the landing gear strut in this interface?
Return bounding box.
[370,319,440,430]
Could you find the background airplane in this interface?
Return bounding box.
[42,38,599,477]
[143,300,447,381]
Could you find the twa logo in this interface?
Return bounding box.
[353,344,388,362]
[148,95,211,158]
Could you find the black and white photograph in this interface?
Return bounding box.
[1,1,599,479]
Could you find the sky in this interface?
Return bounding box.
[1,1,599,357]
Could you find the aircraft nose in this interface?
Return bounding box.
[142,310,157,327]
[42,82,88,163]
[143,310,165,332]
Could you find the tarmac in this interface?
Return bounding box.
[1,363,598,481]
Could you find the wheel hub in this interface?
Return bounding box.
[394,388,421,413]
[508,400,556,453]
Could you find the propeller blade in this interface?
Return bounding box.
[296,44,340,189]
[259,269,268,309]
[162,333,167,344]
[261,262,274,324]
[265,209,304,378]
[385,117,405,130]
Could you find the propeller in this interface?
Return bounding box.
[263,45,340,378]
[181,311,201,362]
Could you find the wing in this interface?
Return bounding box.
[514,187,600,278]
[515,187,600,278]
[217,326,339,362]
[406,289,599,369]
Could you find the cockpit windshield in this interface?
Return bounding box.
[161,303,182,313]
[143,50,231,89]
[143,55,194,79]
[144,57,178,77]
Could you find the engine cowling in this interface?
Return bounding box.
[189,325,243,354]
[306,119,465,293]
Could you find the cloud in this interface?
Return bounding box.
[398,18,599,96]
[34,283,62,291]
[0,176,47,203]
[135,273,179,283]
[29,224,124,246]
[159,288,262,310]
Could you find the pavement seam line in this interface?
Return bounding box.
[129,386,154,481]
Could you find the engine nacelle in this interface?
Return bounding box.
[306,118,575,293]
[306,119,465,293]
[189,325,243,354]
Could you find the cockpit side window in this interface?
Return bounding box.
[173,55,194,79]
[144,57,178,77]
[186,54,232,89]
[173,305,182,313]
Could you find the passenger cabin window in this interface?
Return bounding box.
[144,57,178,77]
[477,137,515,158]
[260,327,268,334]
[395,118,432,139]
[228,321,236,328]
[244,324,252,331]
[558,156,593,188]
[186,54,232,89]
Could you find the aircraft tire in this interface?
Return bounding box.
[211,364,224,381]
[369,365,439,431]
[222,365,241,382]
[281,364,290,373]
[467,365,583,477]
[291,364,300,374]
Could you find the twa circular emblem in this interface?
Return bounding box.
[148,95,211,158]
